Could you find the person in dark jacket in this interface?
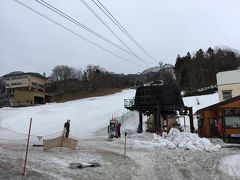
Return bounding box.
[64,120,70,138]
[115,123,121,138]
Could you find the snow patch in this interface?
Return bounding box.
[129,129,221,152]
[219,154,240,178]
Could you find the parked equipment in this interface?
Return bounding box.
[107,117,118,139]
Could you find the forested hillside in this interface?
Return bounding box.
[175,47,240,94]
[44,47,240,101]
[45,63,175,102]
[46,65,130,102]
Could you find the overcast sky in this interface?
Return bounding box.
[1,0,240,76]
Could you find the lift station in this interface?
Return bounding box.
[124,84,195,133]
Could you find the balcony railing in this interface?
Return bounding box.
[124,99,135,108]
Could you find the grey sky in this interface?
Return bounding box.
[0,0,240,76]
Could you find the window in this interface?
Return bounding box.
[224,109,234,116]
[223,108,240,116]
[222,90,232,100]
[234,108,240,116]
[32,82,38,86]
[210,118,218,127]
[224,116,240,128]
[38,84,44,88]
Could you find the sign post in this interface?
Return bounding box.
[22,118,32,176]
[124,132,127,158]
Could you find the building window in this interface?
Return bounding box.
[234,108,240,116]
[32,82,38,86]
[38,84,44,88]
[223,108,240,116]
[224,116,240,128]
[222,90,232,100]
[224,109,234,116]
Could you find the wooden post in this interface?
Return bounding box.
[188,107,194,133]
[124,132,127,158]
[22,118,32,176]
[60,129,65,152]
[138,112,143,133]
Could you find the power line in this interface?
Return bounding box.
[13,0,145,69]
[92,0,159,64]
[34,0,137,58]
[33,0,152,68]
[79,0,152,67]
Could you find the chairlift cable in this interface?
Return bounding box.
[35,0,140,58]
[92,0,158,64]
[79,0,151,67]
[13,0,144,69]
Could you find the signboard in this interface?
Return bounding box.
[231,134,240,137]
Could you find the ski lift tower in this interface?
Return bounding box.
[124,84,194,133]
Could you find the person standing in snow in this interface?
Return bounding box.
[64,120,70,138]
[116,123,121,138]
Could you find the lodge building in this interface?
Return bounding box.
[194,69,240,142]
[196,96,240,141]
[0,71,53,107]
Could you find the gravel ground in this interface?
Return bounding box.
[0,132,240,180]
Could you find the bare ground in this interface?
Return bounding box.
[0,132,240,180]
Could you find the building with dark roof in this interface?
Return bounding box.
[196,95,240,142]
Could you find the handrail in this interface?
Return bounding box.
[124,99,134,108]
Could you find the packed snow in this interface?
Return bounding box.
[128,128,221,152]
[219,154,240,178]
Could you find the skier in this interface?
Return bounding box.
[64,119,70,138]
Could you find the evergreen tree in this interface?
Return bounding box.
[174,47,240,94]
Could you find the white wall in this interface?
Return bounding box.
[217,69,240,101]
[217,70,240,85]
[218,84,240,101]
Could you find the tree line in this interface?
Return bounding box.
[46,47,240,100]
[46,65,130,95]
[46,63,175,100]
[174,47,240,94]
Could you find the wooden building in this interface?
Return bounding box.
[196,95,240,142]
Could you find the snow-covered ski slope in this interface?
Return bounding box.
[0,89,135,138]
[0,89,219,138]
